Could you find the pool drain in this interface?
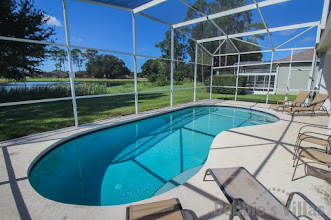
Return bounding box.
[115,184,122,190]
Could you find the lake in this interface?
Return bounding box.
[0,81,76,91]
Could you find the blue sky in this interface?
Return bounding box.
[34,0,325,73]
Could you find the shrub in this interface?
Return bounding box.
[155,75,169,86]
[205,74,247,95]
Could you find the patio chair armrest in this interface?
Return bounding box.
[298,124,331,135]
[231,198,258,220]
[285,192,331,220]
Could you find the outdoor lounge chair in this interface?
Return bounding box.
[127,198,197,220]
[203,167,330,220]
[293,124,331,164]
[292,147,331,181]
[269,91,309,110]
[285,93,329,116]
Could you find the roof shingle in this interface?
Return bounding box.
[277,49,315,62]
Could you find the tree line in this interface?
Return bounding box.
[1,0,264,82]
[48,47,131,78]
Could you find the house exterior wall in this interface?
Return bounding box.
[318,48,331,111]
[275,63,319,95]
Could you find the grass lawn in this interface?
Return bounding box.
[0,79,296,141]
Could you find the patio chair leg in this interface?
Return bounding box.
[292,151,299,167]
[292,152,301,181]
[203,169,212,181]
[293,136,301,160]
[229,203,236,220]
[293,140,304,165]
[322,106,329,116]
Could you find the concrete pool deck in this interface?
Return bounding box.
[0,100,330,219]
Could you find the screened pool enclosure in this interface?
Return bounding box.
[0,0,330,129]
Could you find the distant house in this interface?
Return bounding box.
[217,60,278,94]
[216,49,318,95]
[275,49,319,95]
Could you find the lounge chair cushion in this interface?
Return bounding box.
[128,198,184,220]
[301,149,331,166]
[299,134,331,147]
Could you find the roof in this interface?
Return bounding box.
[276,49,316,62]
[87,0,152,9]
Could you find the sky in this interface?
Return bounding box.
[33,0,326,73]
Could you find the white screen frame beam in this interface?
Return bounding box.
[173,0,290,29]
[197,21,320,43]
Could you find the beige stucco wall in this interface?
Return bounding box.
[276,63,319,95]
[318,47,331,110]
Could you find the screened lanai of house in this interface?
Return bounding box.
[0,0,329,127]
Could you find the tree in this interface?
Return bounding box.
[50,46,60,71]
[82,49,98,61]
[49,46,66,71]
[86,54,131,79]
[71,48,83,71]
[154,30,190,84]
[82,49,98,77]
[58,49,66,72]
[184,0,265,67]
[0,0,55,80]
[208,0,264,66]
[140,58,186,85]
[167,0,265,80]
[155,30,188,65]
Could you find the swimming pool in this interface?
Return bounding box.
[28,106,279,206]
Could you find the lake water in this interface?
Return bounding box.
[0,82,73,91]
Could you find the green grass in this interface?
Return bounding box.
[0,79,296,142]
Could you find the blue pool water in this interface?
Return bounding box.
[28,106,279,206]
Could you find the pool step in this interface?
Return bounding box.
[153,165,203,196]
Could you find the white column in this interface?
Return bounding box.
[316,68,323,92]
[62,0,78,127]
[274,64,280,94]
[170,27,174,107]
[253,75,256,93]
[132,13,138,114]
[285,49,294,101]
[210,57,214,99]
[235,54,240,101]
[194,43,198,102]
[266,50,274,104]
[306,49,317,105]
[321,0,331,29]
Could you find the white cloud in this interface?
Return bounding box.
[278,29,297,36]
[72,37,83,42]
[43,14,62,27]
[139,48,146,51]
[300,36,315,43]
